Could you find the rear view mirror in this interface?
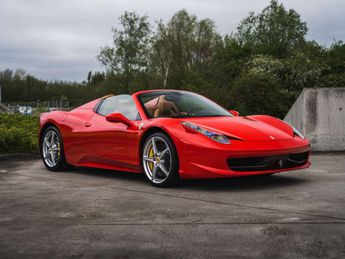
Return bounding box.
[106,113,137,130]
[229,110,240,116]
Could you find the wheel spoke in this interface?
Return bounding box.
[50,150,56,165]
[151,138,158,155]
[44,138,51,147]
[152,165,158,180]
[159,148,169,159]
[159,164,169,177]
[50,131,55,146]
[51,144,59,151]
[143,156,155,162]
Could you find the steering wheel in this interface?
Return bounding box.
[185,107,197,116]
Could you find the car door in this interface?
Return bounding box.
[84,94,141,171]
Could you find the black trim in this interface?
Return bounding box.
[227,152,309,172]
[93,99,104,114]
[137,94,153,119]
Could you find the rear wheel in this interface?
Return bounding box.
[41,126,72,171]
[142,133,179,187]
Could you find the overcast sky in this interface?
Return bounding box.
[0,0,344,82]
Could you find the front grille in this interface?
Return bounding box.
[227,152,309,172]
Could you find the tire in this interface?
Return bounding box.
[40,125,72,171]
[142,132,179,187]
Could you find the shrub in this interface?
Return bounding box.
[0,114,39,154]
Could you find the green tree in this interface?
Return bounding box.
[234,0,307,57]
[230,72,286,117]
[318,41,345,87]
[152,10,220,88]
[97,11,152,92]
[87,71,92,84]
[0,69,13,80]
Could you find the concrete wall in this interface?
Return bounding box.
[284,88,345,151]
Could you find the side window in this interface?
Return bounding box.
[97,95,140,120]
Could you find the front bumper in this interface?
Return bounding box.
[176,137,311,179]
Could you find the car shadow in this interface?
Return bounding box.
[178,173,309,192]
[70,166,146,182]
[70,166,309,192]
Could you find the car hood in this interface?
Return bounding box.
[179,115,294,141]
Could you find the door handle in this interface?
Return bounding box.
[85,122,91,127]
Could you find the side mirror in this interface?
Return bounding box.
[106,113,137,130]
[229,110,240,116]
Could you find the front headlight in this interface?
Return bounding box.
[181,122,230,144]
[291,125,305,139]
[280,120,305,139]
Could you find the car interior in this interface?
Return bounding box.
[144,95,181,118]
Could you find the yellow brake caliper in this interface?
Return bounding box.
[148,147,154,170]
[57,142,61,158]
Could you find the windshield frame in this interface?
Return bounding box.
[136,90,233,119]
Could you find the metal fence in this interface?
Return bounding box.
[3,100,70,115]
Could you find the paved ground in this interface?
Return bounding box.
[0,154,344,258]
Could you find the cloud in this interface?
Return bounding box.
[0,0,344,81]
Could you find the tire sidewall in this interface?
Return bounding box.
[142,132,179,187]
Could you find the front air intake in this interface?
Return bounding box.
[228,152,309,172]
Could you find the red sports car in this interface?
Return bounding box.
[39,90,310,187]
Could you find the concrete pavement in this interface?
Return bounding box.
[0,154,344,258]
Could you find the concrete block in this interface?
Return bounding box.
[284,88,345,151]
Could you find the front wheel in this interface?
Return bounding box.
[142,133,179,187]
[41,126,72,171]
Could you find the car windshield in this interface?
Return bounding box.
[138,91,232,118]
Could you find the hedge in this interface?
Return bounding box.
[0,114,39,154]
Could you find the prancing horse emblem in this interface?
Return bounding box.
[278,160,284,167]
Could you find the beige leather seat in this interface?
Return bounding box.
[144,95,180,118]
[154,96,180,117]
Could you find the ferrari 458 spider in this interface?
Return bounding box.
[39,90,310,187]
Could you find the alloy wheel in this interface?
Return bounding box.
[143,136,172,184]
[42,130,61,168]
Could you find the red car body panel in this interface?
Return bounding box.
[39,90,311,179]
